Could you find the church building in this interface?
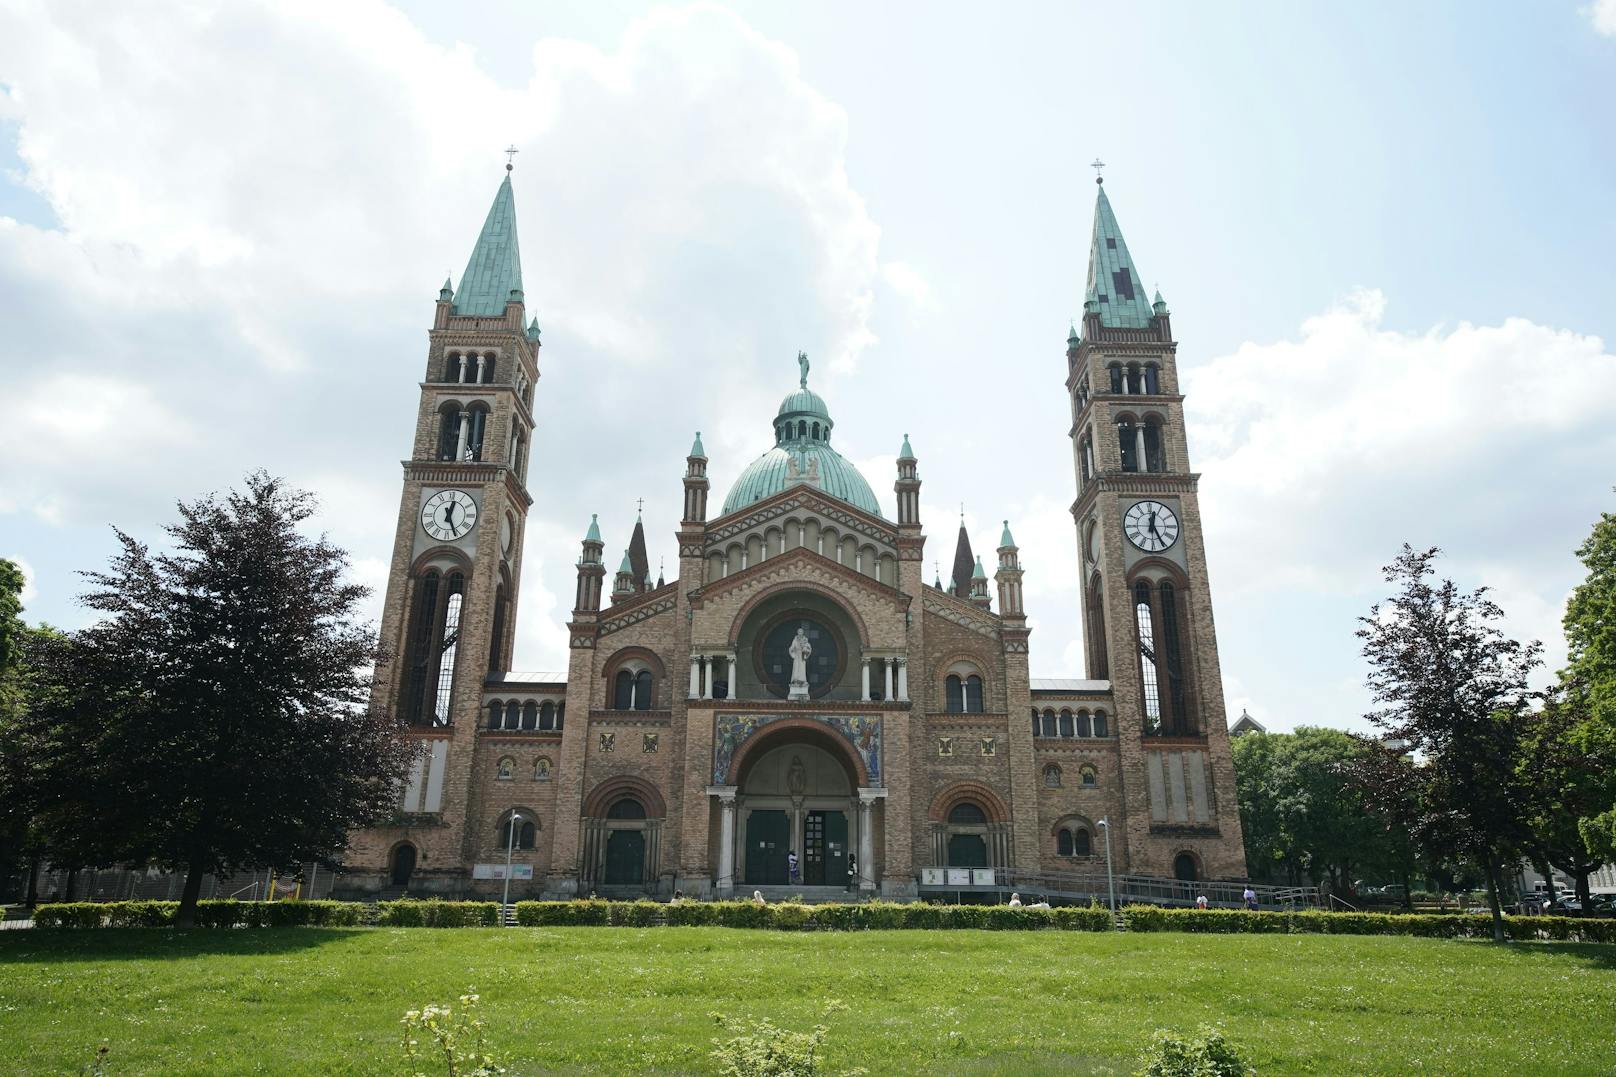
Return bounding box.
[341,163,1248,899]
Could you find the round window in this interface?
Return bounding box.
[757,615,841,699]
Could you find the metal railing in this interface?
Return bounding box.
[915,867,1320,909]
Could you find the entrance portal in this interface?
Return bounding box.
[947,834,988,868]
[390,844,416,887]
[604,830,645,885]
[745,809,790,885]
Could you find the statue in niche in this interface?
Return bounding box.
[787,755,807,797]
[787,625,812,701]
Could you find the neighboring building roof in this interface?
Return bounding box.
[485,672,568,686]
[720,364,882,518]
[1229,708,1267,736]
[1030,678,1112,693]
[453,173,524,316]
[1083,182,1155,329]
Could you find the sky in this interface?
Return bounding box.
[1,0,1613,733]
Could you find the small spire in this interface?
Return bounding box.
[584,513,601,543]
[690,431,706,458]
[439,276,454,301]
[1153,288,1169,316]
[934,562,943,589]
[899,433,914,459]
[526,315,541,341]
[618,549,632,574]
[972,555,987,581]
[1000,519,1016,548]
[657,557,665,589]
[1067,322,1079,344]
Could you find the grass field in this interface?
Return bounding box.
[1,928,1613,1075]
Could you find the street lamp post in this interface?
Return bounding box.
[500,808,526,918]
[1097,817,1117,917]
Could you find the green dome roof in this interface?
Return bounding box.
[720,361,883,518]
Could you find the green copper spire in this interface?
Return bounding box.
[971,555,987,581]
[690,431,706,457]
[526,315,541,342]
[439,276,454,301]
[453,173,523,317]
[899,433,914,459]
[1000,519,1016,548]
[1083,182,1155,329]
[584,513,601,543]
[1153,288,1169,316]
[618,549,633,574]
[1067,322,1079,344]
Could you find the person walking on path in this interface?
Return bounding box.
[787,850,800,886]
[1196,894,1209,910]
[846,853,857,892]
[1243,886,1258,911]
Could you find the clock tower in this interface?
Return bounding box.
[358,164,541,889]
[1066,174,1246,880]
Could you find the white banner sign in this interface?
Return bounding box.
[472,864,533,880]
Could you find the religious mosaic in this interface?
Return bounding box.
[713,712,882,785]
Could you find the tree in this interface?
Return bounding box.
[1357,545,1540,941]
[1231,731,1291,884]
[31,473,413,926]
[1517,689,1616,910]
[1561,502,1616,863]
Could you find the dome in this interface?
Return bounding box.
[720,361,883,518]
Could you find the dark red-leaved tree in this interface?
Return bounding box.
[1357,545,1540,941]
[41,473,412,926]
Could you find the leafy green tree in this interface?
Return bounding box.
[1231,731,1291,883]
[24,473,414,926]
[1357,545,1540,941]
[1561,503,1616,863]
[1517,689,1616,910]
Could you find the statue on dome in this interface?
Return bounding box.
[798,350,810,388]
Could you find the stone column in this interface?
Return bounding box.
[884,659,895,702]
[1134,425,1148,473]
[861,659,871,702]
[857,788,884,891]
[701,656,712,701]
[727,652,740,701]
[455,412,471,460]
[458,354,469,383]
[475,354,486,382]
[709,786,738,896]
[895,658,909,702]
[689,656,701,699]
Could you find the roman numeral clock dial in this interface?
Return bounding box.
[1124,500,1179,553]
[422,490,479,542]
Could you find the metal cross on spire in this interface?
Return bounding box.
[505,145,519,172]
[1090,157,1106,184]
[636,497,644,514]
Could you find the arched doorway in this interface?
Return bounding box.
[390,844,417,887]
[581,778,667,894]
[1174,852,1200,883]
[603,798,647,885]
[732,729,868,889]
[945,803,989,867]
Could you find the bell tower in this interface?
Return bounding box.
[1066,170,1246,880]
[361,163,542,888]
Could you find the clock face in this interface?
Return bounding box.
[422,490,478,542]
[1124,500,1180,552]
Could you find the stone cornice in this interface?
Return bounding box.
[921,589,1001,641]
[1071,471,1201,518]
[689,546,903,609]
[598,591,678,638]
[705,488,895,546]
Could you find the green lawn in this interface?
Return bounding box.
[1,928,1612,1075]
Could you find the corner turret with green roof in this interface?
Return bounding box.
[452,173,524,317]
[689,431,706,458]
[1000,520,1016,548]
[585,513,602,543]
[1084,180,1155,330]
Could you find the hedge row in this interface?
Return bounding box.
[32,899,498,929]
[1118,905,1616,943]
[513,899,1117,931]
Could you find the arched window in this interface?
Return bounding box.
[964,675,984,713]
[1058,709,1075,737]
[948,802,987,825]
[437,405,462,461]
[487,701,503,730]
[1072,828,1092,856]
[613,670,634,710]
[1041,709,1057,738]
[520,701,537,731]
[1043,764,1062,788]
[497,811,536,850]
[555,701,565,730]
[1108,364,1123,393]
[1135,580,1162,733]
[1093,710,1109,738]
[1159,581,1190,733]
[634,670,653,711]
[945,674,964,713]
[1174,853,1199,882]
[1144,364,1161,394]
[798,419,807,437]
[1077,709,1093,737]
[607,797,646,820]
[1087,577,1109,679]
[480,354,497,384]
[488,585,510,673]
[444,353,462,382]
[1030,708,1041,736]
[539,701,556,730]
[390,843,417,886]
[1143,419,1164,473]
[1126,363,1143,394]
[1118,420,1140,472]
[811,422,820,440]
[1057,830,1074,856]
[463,408,488,462]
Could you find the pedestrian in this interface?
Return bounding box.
[1196,894,1208,910]
[846,853,857,892]
[1242,886,1258,911]
[1008,892,1022,908]
[787,849,800,886]
[753,890,766,905]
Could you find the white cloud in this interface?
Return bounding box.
[4,554,38,609]
[0,1,884,673]
[1587,0,1616,36]
[881,260,939,323]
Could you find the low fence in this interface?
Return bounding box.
[915,867,1320,909]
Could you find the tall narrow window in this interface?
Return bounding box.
[945,674,964,713]
[488,587,509,672]
[481,355,497,384]
[438,408,462,461]
[1031,709,1041,737]
[1058,709,1075,737]
[402,571,441,725]
[613,670,634,711]
[1077,710,1093,737]
[965,675,984,713]
[1135,580,1162,733]
[1118,422,1138,471]
[1087,581,1109,679]
[634,670,653,711]
[465,410,487,462]
[521,701,537,731]
[1144,421,1165,473]
[1073,829,1092,856]
[1160,582,1190,733]
[1058,830,1074,856]
[1108,365,1123,393]
[1093,711,1109,738]
[1144,364,1161,394]
[539,701,555,730]
[433,581,464,726]
[555,702,565,730]
[1042,709,1057,738]
[1127,364,1143,393]
[487,701,503,730]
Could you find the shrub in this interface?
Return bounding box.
[377,900,499,928]
[401,991,504,1077]
[710,1015,828,1077]
[1053,904,1114,932]
[768,903,813,930]
[1136,1026,1253,1077]
[712,901,773,929]
[664,900,720,927]
[607,901,663,927]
